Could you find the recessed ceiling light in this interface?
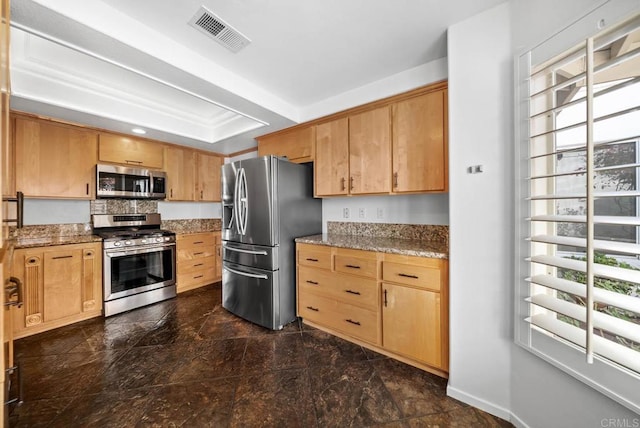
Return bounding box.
[131,127,146,135]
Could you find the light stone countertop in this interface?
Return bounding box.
[14,235,104,249]
[295,233,448,259]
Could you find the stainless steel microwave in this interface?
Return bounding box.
[96,164,166,199]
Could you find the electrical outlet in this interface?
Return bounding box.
[343,208,350,218]
[358,208,366,219]
[377,208,384,219]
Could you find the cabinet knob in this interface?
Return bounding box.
[393,172,399,188]
[340,177,346,191]
[350,176,354,191]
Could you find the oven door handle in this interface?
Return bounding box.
[105,243,175,257]
[223,245,268,256]
[223,265,268,280]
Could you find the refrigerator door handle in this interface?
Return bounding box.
[239,167,248,235]
[224,246,268,256]
[224,265,268,280]
[234,169,242,235]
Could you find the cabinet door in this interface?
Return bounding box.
[43,248,83,322]
[349,106,391,194]
[15,118,97,198]
[196,153,222,202]
[382,283,442,368]
[99,133,163,169]
[315,117,349,196]
[81,245,102,313]
[164,146,195,201]
[257,126,315,163]
[392,90,446,192]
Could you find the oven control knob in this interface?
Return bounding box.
[125,240,132,245]
[141,239,147,244]
[164,237,170,242]
[156,237,163,243]
[114,242,122,247]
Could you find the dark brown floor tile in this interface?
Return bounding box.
[169,338,247,383]
[8,397,74,428]
[134,315,207,347]
[14,323,90,358]
[86,343,192,393]
[373,358,465,418]
[106,299,176,325]
[231,368,317,428]
[52,389,153,428]
[71,321,159,352]
[309,360,402,427]
[206,304,246,325]
[241,334,306,374]
[300,319,317,331]
[199,317,270,339]
[302,329,368,367]
[362,346,389,361]
[137,378,237,427]
[19,350,124,400]
[403,406,511,427]
[264,317,302,335]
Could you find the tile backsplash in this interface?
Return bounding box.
[327,221,448,245]
[90,199,158,215]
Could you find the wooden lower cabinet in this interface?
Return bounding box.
[11,242,103,339]
[176,232,221,293]
[296,243,449,377]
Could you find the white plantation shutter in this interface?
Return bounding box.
[516,8,640,413]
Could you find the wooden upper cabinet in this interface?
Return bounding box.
[349,106,391,195]
[196,152,222,202]
[315,117,349,197]
[392,89,447,193]
[99,132,163,169]
[15,117,97,199]
[257,125,315,163]
[164,145,195,201]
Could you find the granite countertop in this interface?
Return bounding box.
[14,235,104,249]
[295,233,448,259]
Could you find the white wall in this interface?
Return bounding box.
[321,194,449,233]
[447,2,513,420]
[22,199,91,225]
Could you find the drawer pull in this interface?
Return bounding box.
[305,258,319,262]
[125,160,143,164]
[193,241,204,244]
[193,252,204,256]
[306,280,319,285]
[194,263,204,267]
[398,273,419,279]
[52,255,73,260]
[306,306,319,312]
[345,319,361,326]
[194,275,204,279]
[344,289,361,295]
[345,264,361,269]
[384,289,388,307]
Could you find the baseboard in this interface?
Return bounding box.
[510,412,530,428]
[446,385,517,425]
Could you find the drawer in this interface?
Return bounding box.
[178,255,215,275]
[382,262,441,291]
[298,292,379,345]
[298,266,378,310]
[298,245,332,270]
[178,267,216,288]
[177,233,216,248]
[334,255,377,278]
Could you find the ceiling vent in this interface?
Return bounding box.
[189,6,251,53]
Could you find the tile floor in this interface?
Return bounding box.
[9,283,513,427]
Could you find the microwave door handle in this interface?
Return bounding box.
[223,265,268,280]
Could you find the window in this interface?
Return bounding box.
[516,9,640,413]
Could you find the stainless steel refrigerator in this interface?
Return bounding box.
[221,155,322,330]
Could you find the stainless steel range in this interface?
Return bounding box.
[93,213,176,316]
